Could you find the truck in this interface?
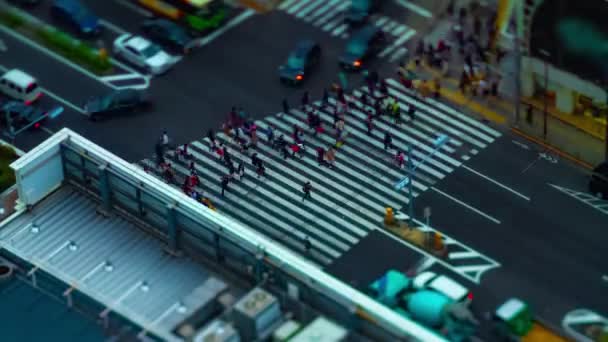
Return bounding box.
[367,270,478,342]
[492,298,570,342]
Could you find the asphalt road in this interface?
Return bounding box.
[411,131,607,326]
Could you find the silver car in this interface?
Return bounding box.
[113,34,178,75]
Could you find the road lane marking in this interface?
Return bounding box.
[0,64,85,115]
[100,73,144,82]
[99,19,128,35]
[195,9,255,48]
[0,20,121,91]
[40,87,86,114]
[512,139,530,150]
[395,0,433,18]
[549,183,608,216]
[380,212,501,284]
[463,165,531,201]
[448,250,480,260]
[431,187,502,224]
[113,0,153,17]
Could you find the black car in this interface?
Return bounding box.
[8,0,41,7]
[279,40,321,85]
[50,0,102,36]
[141,19,193,54]
[84,89,150,121]
[1,101,48,128]
[345,0,381,26]
[589,161,608,199]
[339,25,386,71]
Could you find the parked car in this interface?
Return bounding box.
[141,19,193,55]
[338,25,386,71]
[84,89,150,121]
[50,0,102,36]
[345,0,381,26]
[0,69,43,105]
[113,34,179,75]
[8,0,42,7]
[278,40,321,85]
[412,271,473,304]
[1,100,47,128]
[589,161,608,199]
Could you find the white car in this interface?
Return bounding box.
[412,271,472,304]
[113,34,177,75]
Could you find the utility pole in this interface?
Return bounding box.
[395,134,450,225]
[539,49,550,141]
[513,0,522,126]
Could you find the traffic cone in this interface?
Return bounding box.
[385,208,394,225]
[434,232,444,250]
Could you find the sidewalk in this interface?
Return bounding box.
[411,61,598,170]
[409,1,604,169]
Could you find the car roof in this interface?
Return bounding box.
[125,36,152,51]
[594,162,608,175]
[54,0,83,12]
[351,25,379,42]
[148,18,179,29]
[2,69,36,87]
[428,275,468,300]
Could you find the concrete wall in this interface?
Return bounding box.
[521,56,607,114]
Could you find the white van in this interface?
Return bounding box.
[0,69,43,104]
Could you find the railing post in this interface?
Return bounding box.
[166,203,178,252]
[98,164,111,213]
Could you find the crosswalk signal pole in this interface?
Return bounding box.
[407,143,414,225]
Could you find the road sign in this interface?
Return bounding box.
[395,177,410,190]
[433,134,449,147]
[49,106,64,119]
[424,206,431,218]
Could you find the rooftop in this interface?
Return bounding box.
[0,186,231,341]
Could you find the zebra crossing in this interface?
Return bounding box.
[549,184,608,216]
[140,78,502,272]
[278,0,416,62]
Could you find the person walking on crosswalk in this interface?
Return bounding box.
[237,161,245,180]
[322,88,329,108]
[326,147,336,169]
[366,113,373,135]
[304,236,312,253]
[395,151,405,169]
[408,104,416,122]
[384,131,393,150]
[302,181,312,201]
[221,175,230,196]
[282,98,290,115]
[301,91,310,110]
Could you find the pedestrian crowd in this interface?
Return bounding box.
[398,0,504,103]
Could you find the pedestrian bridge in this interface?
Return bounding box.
[5,128,445,342]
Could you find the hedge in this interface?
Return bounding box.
[0,145,17,194]
[0,10,25,28]
[35,27,111,73]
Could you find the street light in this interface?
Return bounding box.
[395,134,450,225]
[538,48,551,140]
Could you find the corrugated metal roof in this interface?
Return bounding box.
[0,186,227,341]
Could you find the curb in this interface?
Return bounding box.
[510,127,595,170]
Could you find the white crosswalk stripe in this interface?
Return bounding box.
[141,80,502,268]
[279,0,417,62]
